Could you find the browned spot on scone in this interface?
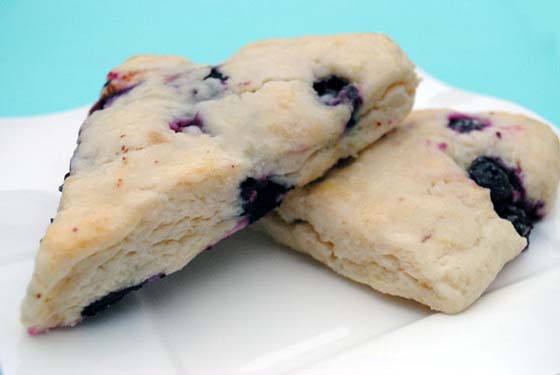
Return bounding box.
[148,131,168,145]
[117,178,123,188]
[72,227,78,233]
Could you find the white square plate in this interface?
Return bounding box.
[1,71,559,374]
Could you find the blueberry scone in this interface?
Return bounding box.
[257,110,560,313]
[21,34,418,333]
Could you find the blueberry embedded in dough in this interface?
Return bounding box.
[447,113,490,133]
[468,156,514,204]
[203,66,228,83]
[313,76,363,129]
[313,76,350,102]
[497,204,532,238]
[58,172,71,192]
[467,156,543,238]
[240,177,292,223]
[81,273,165,318]
[89,85,138,115]
[343,85,362,129]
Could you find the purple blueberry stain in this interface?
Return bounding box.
[169,113,204,133]
[447,113,490,133]
[313,76,362,129]
[240,177,292,223]
[224,218,250,238]
[89,85,137,115]
[467,156,543,241]
[81,273,166,318]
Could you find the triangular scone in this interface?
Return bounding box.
[257,110,560,313]
[21,34,418,333]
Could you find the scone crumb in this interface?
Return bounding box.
[117,178,123,188]
[72,227,78,233]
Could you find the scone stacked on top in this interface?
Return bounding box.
[21,34,418,333]
[257,110,560,313]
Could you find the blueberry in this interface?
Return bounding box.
[81,273,165,318]
[467,156,537,239]
[204,67,228,82]
[313,76,350,99]
[313,76,362,129]
[240,177,291,223]
[497,204,533,238]
[468,156,513,203]
[448,113,489,133]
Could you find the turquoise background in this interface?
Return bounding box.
[1,0,558,123]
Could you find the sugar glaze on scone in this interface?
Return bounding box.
[257,110,560,313]
[21,34,418,333]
